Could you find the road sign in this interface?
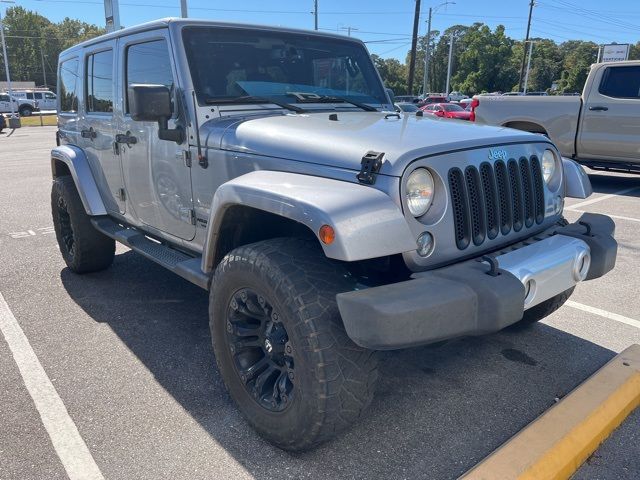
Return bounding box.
[601,44,630,63]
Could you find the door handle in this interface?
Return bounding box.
[588,106,608,111]
[80,128,97,139]
[115,132,137,146]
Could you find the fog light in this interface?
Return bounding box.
[573,251,591,281]
[416,232,434,257]
[524,278,536,305]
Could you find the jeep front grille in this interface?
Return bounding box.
[448,156,545,250]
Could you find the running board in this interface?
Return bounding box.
[91,217,210,290]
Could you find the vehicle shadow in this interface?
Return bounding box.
[587,172,640,197]
[61,252,616,480]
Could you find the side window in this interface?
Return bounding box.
[0,94,9,102]
[45,93,56,99]
[34,93,43,100]
[59,58,80,113]
[86,49,114,113]
[126,39,174,113]
[26,92,34,99]
[599,66,640,99]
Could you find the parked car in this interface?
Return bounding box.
[419,95,448,106]
[11,90,57,110]
[0,92,39,116]
[421,102,472,120]
[458,98,474,110]
[395,102,420,113]
[448,91,468,102]
[52,17,616,451]
[394,95,421,103]
[473,60,640,171]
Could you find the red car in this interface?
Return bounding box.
[421,102,472,121]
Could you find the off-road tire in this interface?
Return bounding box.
[51,176,115,273]
[18,105,33,117]
[210,237,378,451]
[519,287,575,325]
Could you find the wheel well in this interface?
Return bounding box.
[213,205,318,267]
[503,121,548,136]
[52,159,71,178]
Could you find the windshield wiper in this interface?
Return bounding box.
[204,95,306,113]
[286,92,378,112]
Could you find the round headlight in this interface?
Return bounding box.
[406,168,435,217]
[542,149,558,184]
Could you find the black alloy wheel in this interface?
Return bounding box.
[225,287,294,412]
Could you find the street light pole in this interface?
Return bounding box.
[422,2,455,97]
[0,0,16,118]
[445,31,454,96]
[180,0,187,18]
[523,40,534,94]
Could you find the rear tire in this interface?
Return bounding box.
[51,176,115,273]
[519,287,575,325]
[210,238,378,451]
[18,105,33,117]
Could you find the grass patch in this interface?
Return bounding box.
[14,115,58,127]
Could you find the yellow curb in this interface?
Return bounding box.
[461,344,640,480]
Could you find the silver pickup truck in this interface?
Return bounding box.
[473,61,640,172]
[52,18,616,450]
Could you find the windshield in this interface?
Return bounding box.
[443,104,464,112]
[182,27,387,107]
[397,103,419,112]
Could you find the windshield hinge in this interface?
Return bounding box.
[357,151,384,185]
[182,150,192,167]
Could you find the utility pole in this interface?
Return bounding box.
[422,9,432,96]
[445,31,454,96]
[407,0,421,95]
[523,40,534,93]
[314,0,318,30]
[180,0,187,18]
[518,0,535,92]
[40,48,47,88]
[339,25,358,37]
[104,0,121,32]
[0,1,17,120]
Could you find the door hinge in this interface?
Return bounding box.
[116,188,126,201]
[113,141,120,155]
[182,150,192,167]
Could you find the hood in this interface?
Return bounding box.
[202,111,544,177]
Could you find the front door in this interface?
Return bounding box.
[117,31,195,240]
[578,64,640,161]
[80,41,125,214]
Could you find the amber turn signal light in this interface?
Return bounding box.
[319,225,335,245]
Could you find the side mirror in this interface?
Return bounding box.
[435,110,445,117]
[129,84,183,143]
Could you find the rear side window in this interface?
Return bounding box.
[59,58,80,113]
[86,49,114,113]
[126,39,174,113]
[26,92,34,99]
[599,66,640,99]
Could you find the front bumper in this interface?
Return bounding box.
[337,213,617,350]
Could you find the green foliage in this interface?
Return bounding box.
[371,54,408,95]
[0,6,105,88]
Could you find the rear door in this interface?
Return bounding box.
[578,64,640,161]
[80,41,126,214]
[0,93,11,113]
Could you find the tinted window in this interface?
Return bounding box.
[34,92,43,99]
[126,39,174,112]
[599,66,640,99]
[443,104,464,112]
[0,94,9,102]
[59,58,79,113]
[86,49,114,113]
[26,92,34,99]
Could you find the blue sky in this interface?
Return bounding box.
[7,0,640,59]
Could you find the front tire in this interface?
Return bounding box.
[19,105,33,117]
[520,287,575,325]
[51,176,115,273]
[210,238,378,451]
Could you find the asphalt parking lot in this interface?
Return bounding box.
[1,126,639,480]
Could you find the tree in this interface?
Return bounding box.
[556,40,598,93]
[0,6,105,88]
[372,54,408,95]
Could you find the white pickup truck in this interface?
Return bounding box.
[473,60,640,172]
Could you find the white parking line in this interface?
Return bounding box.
[566,300,640,330]
[568,209,640,224]
[566,186,640,210]
[0,292,104,480]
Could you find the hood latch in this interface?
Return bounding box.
[357,151,384,185]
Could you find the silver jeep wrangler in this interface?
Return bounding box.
[52,18,617,450]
